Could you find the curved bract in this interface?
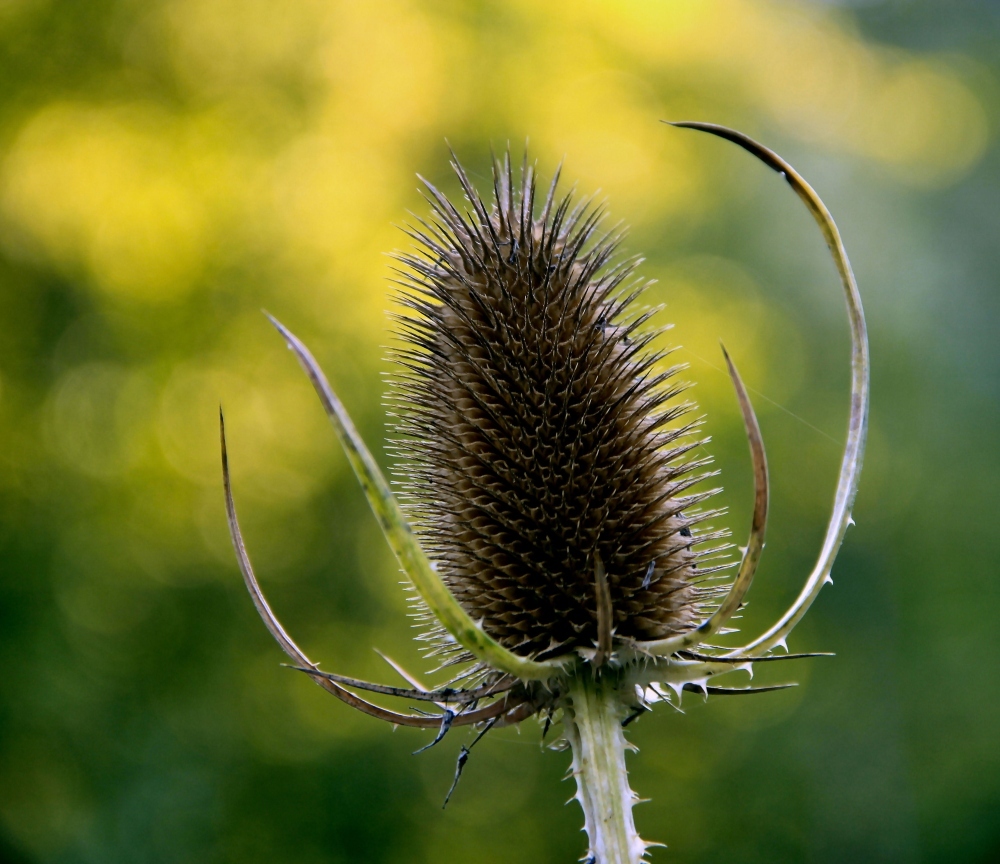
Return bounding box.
[221,411,528,728]
[635,342,769,658]
[664,122,869,661]
[264,315,572,683]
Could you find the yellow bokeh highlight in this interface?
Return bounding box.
[586,0,987,184]
[858,59,988,184]
[43,361,155,478]
[0,103,212,302]
[161,0,332,96]
[0,0,987,319]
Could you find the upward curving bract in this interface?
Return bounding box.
[663,122,868,660]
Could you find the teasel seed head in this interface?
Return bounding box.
[388,152,729,662]
[223,123,869,861]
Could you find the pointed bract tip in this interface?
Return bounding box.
[263,310,291,342]
[219,407,228,463]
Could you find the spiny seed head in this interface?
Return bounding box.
[388,152,728,662]
[226,123,863,859]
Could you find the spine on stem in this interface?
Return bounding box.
[564,672,647,864]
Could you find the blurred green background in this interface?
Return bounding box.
[1,1,998,861]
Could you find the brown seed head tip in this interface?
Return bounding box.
[388,151,727,660]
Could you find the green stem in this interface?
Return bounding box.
[564,671,646,864]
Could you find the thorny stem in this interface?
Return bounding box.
[563,671,647,864]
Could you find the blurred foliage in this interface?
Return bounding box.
[0,0,998,862]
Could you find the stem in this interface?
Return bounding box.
[564,671,647,864]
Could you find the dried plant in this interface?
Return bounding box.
[220,123,868,863]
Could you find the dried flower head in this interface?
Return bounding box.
[221,123,869,863]
[388,152,723,662]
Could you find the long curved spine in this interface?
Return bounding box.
[635,344,768,656]
[265,315,570,681]
[667,122,869,658]
[222,409,529,729]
